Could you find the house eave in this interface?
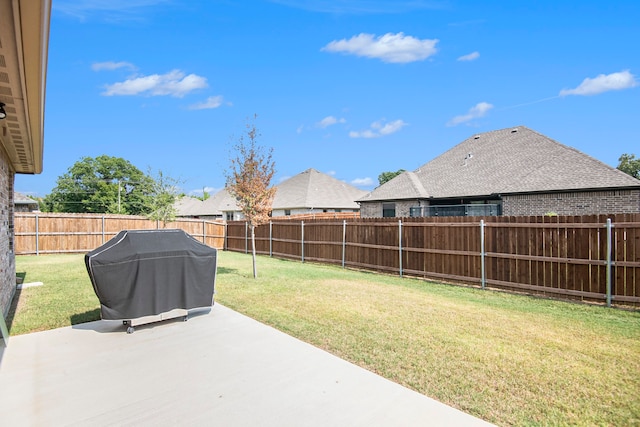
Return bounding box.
[0,0,51,175]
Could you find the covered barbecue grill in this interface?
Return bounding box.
[85,229,217,333]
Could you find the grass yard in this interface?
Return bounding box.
[11,251,640,426]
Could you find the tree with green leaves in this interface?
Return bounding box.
[378,169,406,186]
[43,155,153,214]
[617,153,640,179]
[225,117,277,278]
[145,169,183,227]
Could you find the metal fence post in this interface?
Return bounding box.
[269,221,273,257]
[480,220,486,290]
[606,218,613,307]
[245,222,248,254]
[35,213,39,256]
[301,221,305,263]
[224,222,228,251]
[342,220,347,268]
[398,219,403,277]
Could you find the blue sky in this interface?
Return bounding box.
[15,0,640,198]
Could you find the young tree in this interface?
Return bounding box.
[145,169,183,227]
[225,117,277,278]
[617,153,640,179]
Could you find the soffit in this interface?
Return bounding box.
[0,0,50,174]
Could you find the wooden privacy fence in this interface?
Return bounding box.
[15,213,225,254]
[225,214,640,307]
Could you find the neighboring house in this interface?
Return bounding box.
[174,196,204,217]
[176,168,367,220]
[14,192,39,212]
[358,126,640,218]
[174,191,237,220]
[0,0,50,338]
[270,168,366,217]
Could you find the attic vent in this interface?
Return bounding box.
[473,135,480,139]
[511,128,518,133]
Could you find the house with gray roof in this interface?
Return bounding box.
[14,192,39,212]
[270,168,366,217]
[176,168,367,220]
[174,196,203,217]
[358,126,640,218]
[174,190,238,220]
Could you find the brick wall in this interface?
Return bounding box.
[503,190,640,216]
[360,201,416,218]
[360,190,640,218]
[0,147,15,318]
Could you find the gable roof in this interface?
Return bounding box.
[273,168,367,209]
[200,189,238,214]
[175,189,239,217]
[359,126,640,202]
[174,196,204,216]
[177,169,368,216]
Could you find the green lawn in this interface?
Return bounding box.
[12,251,640,426]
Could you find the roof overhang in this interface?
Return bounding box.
[0,0,51,174]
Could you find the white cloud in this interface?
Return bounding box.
[188,96,225,110]
[559,70,638,96]
[317,116,346,128]
[351,177,374,187]
[447,102,493,126]
[102,70,208,97]
[326,170,337,176]
[457,51,480,61]
[322,32,438,63]
[92,61,136,71]
[349,119,408,138]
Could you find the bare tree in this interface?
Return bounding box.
[225,117,276,278]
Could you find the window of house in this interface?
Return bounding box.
[382,203,396,217]
[285,209,291,216]
[225,212,234,221]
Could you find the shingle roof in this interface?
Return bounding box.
[273,168,367,209]
[175,190,240,217]
[180,169,367,216]
[14,192,39,206]
[359,126,640,202]
[174,196,204,216]
[200,189,238,214]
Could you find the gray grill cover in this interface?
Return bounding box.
[85,229,217,320]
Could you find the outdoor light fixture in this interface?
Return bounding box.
[0,103,6,120]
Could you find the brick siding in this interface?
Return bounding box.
[503,190,640,216]
[0,147,15,317]
[360,189,640,218]
[360,200,417,218]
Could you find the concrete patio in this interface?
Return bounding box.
[0,304,492,426]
